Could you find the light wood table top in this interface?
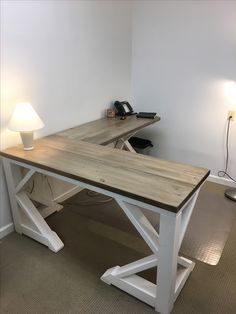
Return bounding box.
[57,115,160,145]
[1,135,210,213]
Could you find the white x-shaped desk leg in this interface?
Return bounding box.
[101,191,199,314]
[114,132,137,152]
[3,158,64,252]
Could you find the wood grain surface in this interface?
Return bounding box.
[57,115,160,145]
[1,135,210,213]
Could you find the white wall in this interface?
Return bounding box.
[0,1,132,230]
[132,1,236,178]
[1,0,236,234]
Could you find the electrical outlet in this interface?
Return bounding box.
[228,111,235,121]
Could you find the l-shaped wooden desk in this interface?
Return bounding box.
[1,115,210,314]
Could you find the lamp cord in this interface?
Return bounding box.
[29,178,112,204]
[62,190,113,206]
[218,116,236,183]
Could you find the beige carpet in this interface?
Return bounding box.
[0,182,236,313]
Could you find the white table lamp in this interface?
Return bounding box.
[8,103,45,150]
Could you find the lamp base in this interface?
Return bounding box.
[224,188,236,202]
[20,132,34,150]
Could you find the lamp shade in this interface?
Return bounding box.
[8,103,45,132]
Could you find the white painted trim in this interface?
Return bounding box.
[0,223,14,239]
[207,175,236,188]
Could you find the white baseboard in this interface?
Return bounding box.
[207,175,236,188]
[0,223,14,239]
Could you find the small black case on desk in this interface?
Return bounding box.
[129,137,153,149]
[136,112,157,119]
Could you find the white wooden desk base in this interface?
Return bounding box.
[3,157,200,314]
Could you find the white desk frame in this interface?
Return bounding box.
[2,156,201,314]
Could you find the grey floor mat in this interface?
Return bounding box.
[63,182,236,265]
[180,182,236,265]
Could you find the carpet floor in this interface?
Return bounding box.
[0,182,236,313]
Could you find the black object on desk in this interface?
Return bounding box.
[136,112,156,119]
[129,136,153,150]
[114,101,134,116]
